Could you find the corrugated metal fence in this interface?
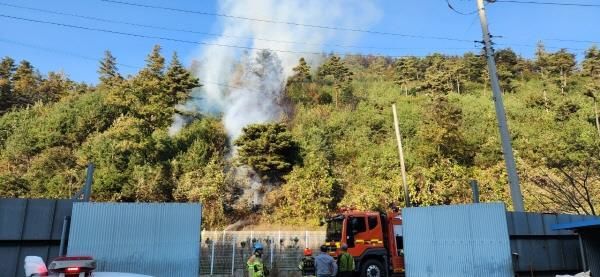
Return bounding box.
[0,198,73,277]
[403,203,514,277]
[507,212,597,276]
[67,202,202,277]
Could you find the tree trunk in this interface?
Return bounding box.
[456,78,461,94]
[543,88,549,113]
[595,98,600,138]
[560,67,565,95]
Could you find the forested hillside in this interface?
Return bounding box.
[1,43,599,229]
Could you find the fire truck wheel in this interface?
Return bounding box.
[361,259,386,277]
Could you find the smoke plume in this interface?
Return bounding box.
[182,0,381,140]
[174,0,381,214]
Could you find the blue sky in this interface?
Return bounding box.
[0,0,598,84]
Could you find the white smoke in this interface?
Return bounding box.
[173,0,381,214]
[182,0,382,140]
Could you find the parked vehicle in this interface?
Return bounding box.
[25,256,153,277]
[323,208,404,277]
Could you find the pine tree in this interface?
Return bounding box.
[394,57,420,95]
[37,71,72,103]
[494,48,519,93]
[583,46,600,79]
[141,45,165,80]
[318,55,353,107]
[0,57,16,112]
[423,54,453,94]
[462,52,485,83]
[97,50,122,87]
[12,60,40,106]
[290,57,312,82]
[165,52,200,106]
[547,49,576,94]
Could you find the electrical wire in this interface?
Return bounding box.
[0,37,138,69]
[446,0,479,15]
[0,13,480,58]
[0,13,324,56]
[0,1,476,52]
[493,0,600,7]
[100,0,474,42]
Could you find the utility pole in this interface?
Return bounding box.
[476,0,525,211]
[392,104,410,208]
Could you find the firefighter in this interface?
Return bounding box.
[247,242,269,277]
[315,245,337,277]
[337,244,355,277]
[298,248,316,277]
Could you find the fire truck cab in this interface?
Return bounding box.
[324,209,405,277]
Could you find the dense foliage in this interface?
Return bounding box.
[1,45,599,228]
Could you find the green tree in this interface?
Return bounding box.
[97,50,123,87]
[547,49,576,94]
[290,57,312,83]
[494,48,519,93]
[165,52,200,106]
[394,57,420,95]
[583,45,600,79]
[462,52,486,83]
[318,55,353,107]
[37,72,73,103]
[173,157,229,228]
[12,60,41,106]
[416,96,474,166]
[142,45,165,80]
[266,151,334,225]
[234,123,300,182]
[423,54,453,94]
[0,57,16,112]
[109,45,173,128]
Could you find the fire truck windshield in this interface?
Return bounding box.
[326,216,344,242]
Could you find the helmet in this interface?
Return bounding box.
[253,242,264,252]
[303,248,313,256]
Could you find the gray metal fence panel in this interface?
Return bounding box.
[506,212,596,275]
[0,198,27,240]
[582,230,600,277]
[0,198,73,277]
[403,203,513,277]
[67,202,202,277]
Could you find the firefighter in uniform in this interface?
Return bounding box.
[298,248,316,277]
[247,242,269,277]
[337,244,355,277]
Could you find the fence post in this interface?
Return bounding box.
[305,231,308,248]
[210,240,215,275]
[232,237,236,275]
[270,241,274,268]
[278,230,281,252]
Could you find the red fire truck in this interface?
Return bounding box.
[324,208,404,277]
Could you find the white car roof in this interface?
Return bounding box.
[92,273,153,277]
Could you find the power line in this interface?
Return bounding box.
[0,13,323,56]
[0,2,477,53]
[545,38,600,45]
[493,0,600,7]
[0,37,138,69]
[0,13,479,58]
[446,0,479,15]
[100,0,475,43]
